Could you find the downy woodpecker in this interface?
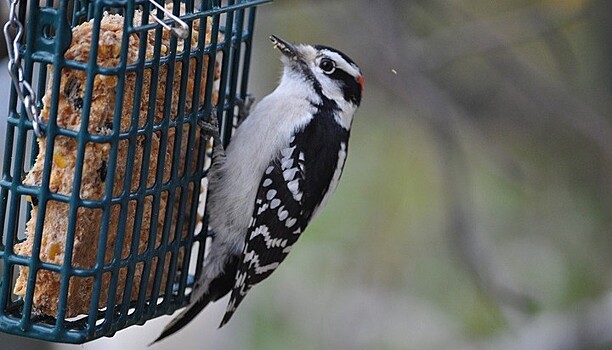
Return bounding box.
[154,35,363,343]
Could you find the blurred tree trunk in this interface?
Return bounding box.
[591,0,612,103]
[588,0,612,230]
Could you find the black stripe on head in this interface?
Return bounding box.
[329,68,362,106]
[314,45,362,106]
[315,45,359,68]
[299,65,333,110]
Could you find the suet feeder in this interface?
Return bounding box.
[0,0,269,343]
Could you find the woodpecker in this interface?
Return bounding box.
[153,35,363,343]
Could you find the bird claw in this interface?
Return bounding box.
[200,108,227,160]
[235,94,255,124]
[199,108,221,140]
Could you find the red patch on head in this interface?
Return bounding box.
[357,74,365,91]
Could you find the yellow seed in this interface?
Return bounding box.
[48,242,61,261]
[53,153,67,168]
[112,43,121,58]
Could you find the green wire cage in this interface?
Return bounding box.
[0,0,269,343]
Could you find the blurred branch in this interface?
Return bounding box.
[425,1,612,160]
[318,0,612,343]
[351,0,523,182]
[285,0,612,347]
[420,4,581,72]
[435,128,536,317]
[348,0,535,317]
[489,52,612,158]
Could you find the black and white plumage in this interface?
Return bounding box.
[154,35,363,343]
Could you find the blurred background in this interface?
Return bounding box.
[3,0,612,349]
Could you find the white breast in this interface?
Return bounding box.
[206,74,318,253]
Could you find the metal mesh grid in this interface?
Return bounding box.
[0,0,269,343]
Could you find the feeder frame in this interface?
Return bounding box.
[0,0,270,343]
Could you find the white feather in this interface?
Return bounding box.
[198,66,318,284]
[160,40,361,340]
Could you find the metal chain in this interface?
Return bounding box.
[3,0,42,137]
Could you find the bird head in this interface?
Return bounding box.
[270,35,363,107]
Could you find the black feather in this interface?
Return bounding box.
[207,255,240,301]
[151,296,212,345]
[151,256,239,344]
[219,109,350,326]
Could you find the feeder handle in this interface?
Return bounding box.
[3,0,43,137]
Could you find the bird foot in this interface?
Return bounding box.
[235,94,255,125]
[199,108,221,141]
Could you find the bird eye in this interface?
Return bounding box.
[319,58,335,74]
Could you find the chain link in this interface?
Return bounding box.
[3,0,43,137]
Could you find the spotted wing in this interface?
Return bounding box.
[217,143,305,326]
[218,113,351,326]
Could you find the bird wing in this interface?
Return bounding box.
[218,139,309,326]
[218,125,347,326]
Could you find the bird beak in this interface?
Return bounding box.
[270,35,299,60]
